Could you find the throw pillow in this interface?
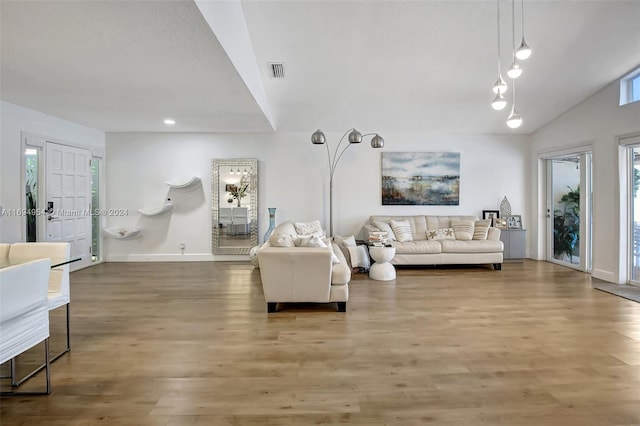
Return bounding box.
[297,234,326,247]
[294,220,324,237]
[451,220,474,241]
[268,233,295,247]
[426,228,455,241]
[390,219,413,242]
[334,235,357,247]
[473,219,492,240]
[371,220,397,241]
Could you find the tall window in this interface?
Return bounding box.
[91,157,101,262]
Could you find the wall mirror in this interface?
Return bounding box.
[212,158,258,255]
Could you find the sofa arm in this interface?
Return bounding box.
[258,247,333,303]
[487,227,501,241]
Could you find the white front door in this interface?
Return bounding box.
[45,142,92,271]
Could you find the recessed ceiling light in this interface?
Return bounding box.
[164,118,176,125]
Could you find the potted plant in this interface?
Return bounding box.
[553,185,579,261]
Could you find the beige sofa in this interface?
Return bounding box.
[258,221,350,312]
[360,215,504,270]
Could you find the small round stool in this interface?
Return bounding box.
[368,246,396,281]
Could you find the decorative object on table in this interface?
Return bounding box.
[263,207,277,242]
[228,182,249,207]
[311,128,385,236]
[482,210,500,226]
[381,152,460,205]
[507,214,522,229]
[494,218,508,229]
[499,196,512,218]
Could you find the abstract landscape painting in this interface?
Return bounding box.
[382,152,460,205]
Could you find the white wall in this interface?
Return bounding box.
[0,101,105,243]
[530,81,640,283]
[105,132,529,260]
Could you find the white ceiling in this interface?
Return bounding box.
[1,0,639,135]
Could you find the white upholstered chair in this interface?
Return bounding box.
[8,242,72,362]
[232,207,249,235]
[0,258,52,395]
[219,208,233,234]
[0,243,10,259]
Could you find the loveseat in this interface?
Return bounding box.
[258,220,351,312]
[359,215,503,270]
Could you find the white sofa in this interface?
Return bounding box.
[258,221,350,312]
[360,215,504,270]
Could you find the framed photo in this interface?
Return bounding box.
[494,218,507,229]
[507,215,522,229]
[482,210,499,226]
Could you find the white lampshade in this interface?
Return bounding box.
[506,108,523,128]
[515,38,532,60]
[492,74,508,94]
[507,61,522,79]
[491,92,507,110]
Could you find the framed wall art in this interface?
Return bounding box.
[482,210,499,226]
[381,152,460,205]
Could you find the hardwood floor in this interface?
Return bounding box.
[2,260,640,425]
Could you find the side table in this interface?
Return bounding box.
[369,246,396,281]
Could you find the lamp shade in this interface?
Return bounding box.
[507,61,522,79]
[506,109,523,128]
[492,74,508,94]
[491,92,507,110]
[348,129,363,143]
[515,38,532,60]
[311,129,326,144]
[371,134,384,148]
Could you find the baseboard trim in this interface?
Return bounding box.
[105,253,215,262]
[592,268,620,284]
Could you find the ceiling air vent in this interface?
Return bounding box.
[270,62,285,79]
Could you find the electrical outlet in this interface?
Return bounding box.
[180,243,185,250]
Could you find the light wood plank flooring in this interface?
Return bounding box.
[2,260,640,425]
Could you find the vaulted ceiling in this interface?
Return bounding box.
[1,0,639,134]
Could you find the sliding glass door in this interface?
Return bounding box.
[628,142,640,284]
[546,153,592,271]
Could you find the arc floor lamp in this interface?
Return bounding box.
[311,128,384,236]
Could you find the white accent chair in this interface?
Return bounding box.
[0,258,52,395]
[258,221,350,313]
[0,243,10,259]
[8,242,72,365]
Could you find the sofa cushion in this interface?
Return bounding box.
[451,220,474,241]
[441,239,504,253]
[392,240,442,254]
[426,228,455,241]
[294,220,324,237]
[371,220,397,241]
[473,219,492,240]
[390,219,413,242]
[425,216,477,230]
[268,233,296,247]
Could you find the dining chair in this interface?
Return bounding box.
[232,207,249,235]
[8,242,72,371]
[219,207,233,235]
[0,258,52,395]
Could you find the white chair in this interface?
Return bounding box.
[219,208,233,235]
[8,242,72,366]
[0,258,52,395]
[232,207,249,235]
[0,243,10,258]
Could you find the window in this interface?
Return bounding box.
[620,67,640,105]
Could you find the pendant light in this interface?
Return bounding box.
[515,0,532,60]
[507,0,522,79]
[506,80,523,128]
[492,0,507,95]
[491,91,507,111]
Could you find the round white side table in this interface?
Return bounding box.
[369,246,396,281]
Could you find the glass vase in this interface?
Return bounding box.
[263,207,276,242]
